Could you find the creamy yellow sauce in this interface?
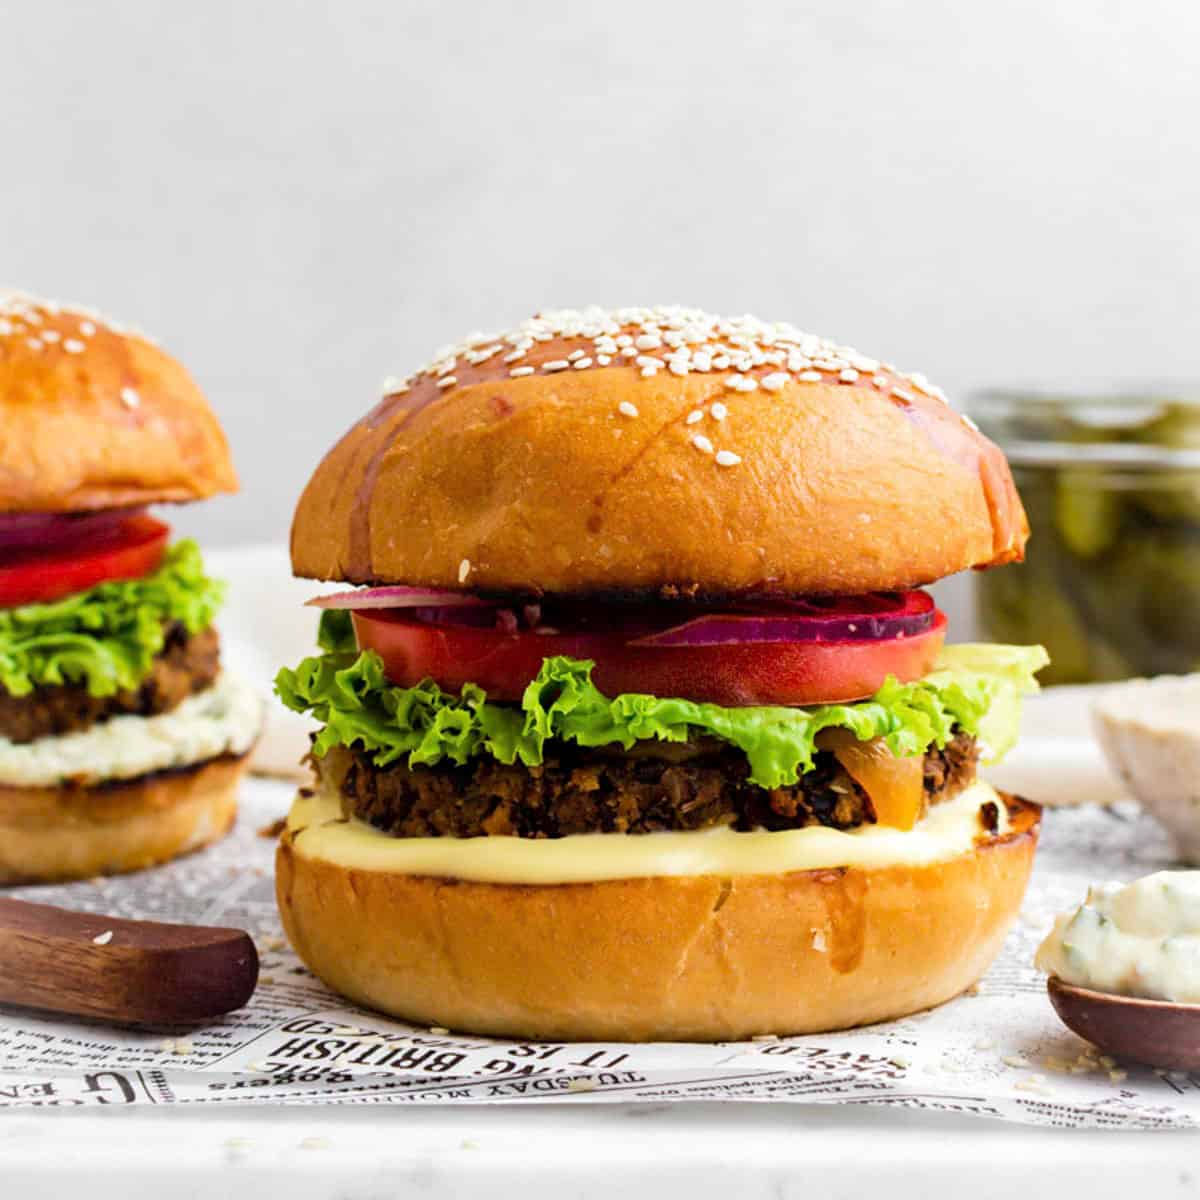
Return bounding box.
[0,673,263,787]
[1037,872,1200,1003]
[286,778,1007,884]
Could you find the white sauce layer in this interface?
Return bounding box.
[286,778,1008,885]
[1037,872,1200,1003]
[0,673,264,787]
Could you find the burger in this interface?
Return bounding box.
[0,290,263,884]
[275,305,1046,1041]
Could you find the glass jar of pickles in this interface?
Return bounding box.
[972,390,1200,686]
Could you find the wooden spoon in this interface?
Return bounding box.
[0,896,258,1026]
[1048,976,1200,1071]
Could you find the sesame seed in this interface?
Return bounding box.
[382,374,407,393]
[26,338,42,350]
[92,930,114,945]
[710,402,728,420]
[40,329,61,343]
[458,559,471,583]
[686,409,704,425]
[509,366,535,377]
[437,375,457,389]
[893,388,914,402]
[618,401,639,418]
[692,434,714,454]
[79,321,96,336]
[63,338,85,354]
[639,365,658,378]
[715,450,741,467]
[355,305,946,411]
[120,387,140,409]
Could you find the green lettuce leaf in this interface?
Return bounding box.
[926,643,1049,762]
[0,541,224,699]
[274,642,1047,790]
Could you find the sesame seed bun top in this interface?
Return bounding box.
[0,290,237,513]
[291,305,1028,597]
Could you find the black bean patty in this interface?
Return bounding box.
[325,730,980,839]
[0,623,221,744]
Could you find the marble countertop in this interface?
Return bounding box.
[2,1102,1197,1198]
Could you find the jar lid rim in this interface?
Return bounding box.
[1002,441,1200,468]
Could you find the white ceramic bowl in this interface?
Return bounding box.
[1093,676,1200,864]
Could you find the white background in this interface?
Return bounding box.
[3,1,1199,627]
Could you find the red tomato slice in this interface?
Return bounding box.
[352,606,947,707]
[0,515,170,608]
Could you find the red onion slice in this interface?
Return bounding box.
[0,508,147,553]
[307,585,488,610]
[629,592,936,647]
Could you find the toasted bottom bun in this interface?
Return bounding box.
[0,754,249,884]
[276,795,1040,1042]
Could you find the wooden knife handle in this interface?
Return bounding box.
[0,896,259,1026]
